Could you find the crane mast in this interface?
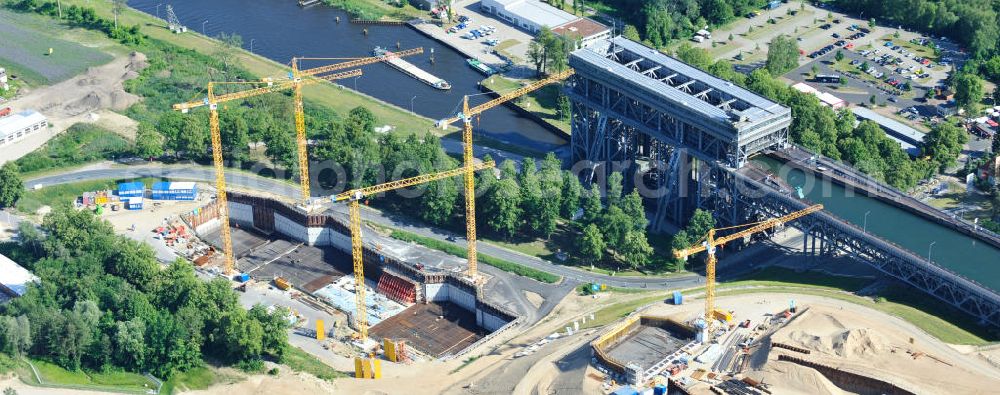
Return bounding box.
[333,161,495,340]
[439,69,573,278]
[675,204,823,328]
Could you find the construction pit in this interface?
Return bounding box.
[587,293,1000,395]
[184,192,518,360]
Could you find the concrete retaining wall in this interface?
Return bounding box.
[425,282,449,302]
[229,201,254,227]
[274,213,308,243]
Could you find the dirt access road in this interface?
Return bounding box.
[0,53,145,165]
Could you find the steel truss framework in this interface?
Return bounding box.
[731,172,1000,327]
[568,49,1000,328]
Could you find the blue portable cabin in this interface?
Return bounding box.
[235,273,250,282]
[125,197,144,210]
[151,181,198,201]
[672,291,683,305]
[117,182,145,198]
[767,0,781,10]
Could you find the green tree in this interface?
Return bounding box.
[619,230,653,269]
[621,190,647,230]
[839,77,848,87]
[765,35,800,76]
[702,0,734,25]
[600,206,631,247]
[954,73,985,111]
[623,24,641,41]
[112,319,146,370]
[582,184,602,223]
[419,170,459,226]
[0,162,24,209]
[134,122,164,159]
[868,17,876,29]
[485,178,523,238]
[561,170,582,218]
[556,93,571,121]
[606,171,623,208]
[992,132,1000,154]
[675,43,713,69]
[835,50,844,62]
[869,94,877,105]
[922,122,968,171]
[670,229,691,272]
[264,126,295,169]
[685,209,716,240]
[811,64,819,77]
[578,223,605,264]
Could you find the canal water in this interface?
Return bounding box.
[127,0,566,149]
[755,157,1000,292]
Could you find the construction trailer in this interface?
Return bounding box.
[125,197,144,211]
[117,182,145,198]
[151,181,198,201]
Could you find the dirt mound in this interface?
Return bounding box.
[785,327,887,358]
[750,360,849,395]
[129,51,149,70]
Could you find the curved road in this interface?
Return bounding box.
[26,162,707,289]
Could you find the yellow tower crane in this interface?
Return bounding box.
[436,69,574,278]
[675,204,824,328]
[173,70,363,275]
[289,48,423,200]
[332,161,496,340]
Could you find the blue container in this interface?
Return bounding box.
[591,283,601,292]
[672,291,683,305]
[235,273,250,282]
[151,181,198,201]
[118,182,145,197]
[653,384,667,395]
[767,0,780,10]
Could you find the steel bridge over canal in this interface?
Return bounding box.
[566,37,1000,327]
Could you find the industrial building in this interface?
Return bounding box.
[0,110,47,146]
[0,253,38,298]
[851,107,924,156]
[791,82,846,109]
[480,0,609,46]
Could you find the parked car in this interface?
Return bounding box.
[832,33,841,38]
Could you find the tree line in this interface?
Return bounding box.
[610,0,770,49]
[0,208,288,377]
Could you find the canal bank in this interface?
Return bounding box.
[128,0,566,150]
[754,155,1000,293]
[769,146,1000,251]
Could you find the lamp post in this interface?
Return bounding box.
[863,210,871,233]
[249,39,256,54]
[156,3,162,20]
[202,20,208,35]
[928,241,937,262]
[410,95,418,113]
[354,76,360,91]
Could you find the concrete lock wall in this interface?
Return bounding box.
[229,201,254,228]
[424,282,449,302]
[274,213,308,243]
[477,309,509,332]
[448,284,477,312]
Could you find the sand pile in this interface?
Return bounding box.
[784,327,887,358]
[748,360,849,395]
[26,52,146,117]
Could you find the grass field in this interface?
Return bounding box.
[160,366,217,394]
[17,177,164,214]
[0,9,113,85]
[480,75,570,133]
[25,359,158,394]
[282,346,346,381]
[52,0,439,137]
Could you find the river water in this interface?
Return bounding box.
[755,157,1000,292]
[127,0,566,149]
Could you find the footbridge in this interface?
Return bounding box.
[567,37,1000,327]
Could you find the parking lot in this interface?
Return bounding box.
[411,0,535,74]
[786,48,931,110]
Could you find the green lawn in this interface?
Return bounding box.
[53,0,439,137]
[282,346,346,381]
[26,359,158,394]
[17,177,165,214]
[0,8,114,85]
[160,366,217,394]
[480,75,570,133]
[15,123,131,174]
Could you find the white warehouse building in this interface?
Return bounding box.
[480,0,610,46]
[0,110,47,147]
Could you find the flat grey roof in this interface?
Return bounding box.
[573,37,787,124]
[486,0,576,28]
[852,107,925,145]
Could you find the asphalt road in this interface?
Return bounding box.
[26,162,708,290]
